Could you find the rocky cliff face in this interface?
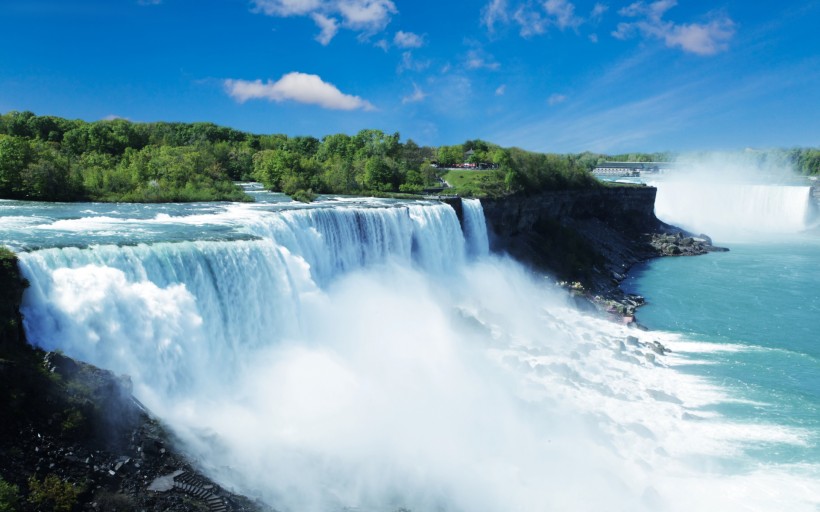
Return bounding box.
[478,185,721,314]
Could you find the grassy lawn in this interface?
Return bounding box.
[441,170,497,189]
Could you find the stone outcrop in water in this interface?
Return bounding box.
[649,231,729,256]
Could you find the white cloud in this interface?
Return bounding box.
[589,33,599,42]
[590,2,608,20]
[513,5,547,37]
[495,84,506,95]
[663,20,735,55]
[465,49,500,70]
[224,72,375,111]
[393,30,424,48]
[614,0,735,55]
[481,0,509,33]
[503,0,585,37]
[103,114,130,121]
[250,0,396,43]
[402,82,427,104]
[618,0,675,20]
[544,0,583,30]
[253,0,323,17]
[336,0,396,32]
[398,51,431,73]
[548,93,567,105]
[312,13,339,45]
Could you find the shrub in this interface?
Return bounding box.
[0,477,20,512]
[28,474,84,512]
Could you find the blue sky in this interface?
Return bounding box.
[1,0,818,153]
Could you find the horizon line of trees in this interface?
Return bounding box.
[1,111,816,203]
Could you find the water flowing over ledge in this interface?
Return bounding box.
[8,196,820,512]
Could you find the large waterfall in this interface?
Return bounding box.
[11,197,820,512]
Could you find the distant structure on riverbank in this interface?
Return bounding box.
[592,161,681,177]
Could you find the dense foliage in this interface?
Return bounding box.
[0,112,252,202]
[21,112,820,202]
[0,111,608,201]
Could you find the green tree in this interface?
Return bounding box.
[0,477,20,512]
[364,156,395,192]
[0,135,32,197]
[437,145,463,167]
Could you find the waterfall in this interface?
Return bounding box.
[462,198,490,257]
[13,197,820,512]
[17,201,471,402]
[653,181,814,241]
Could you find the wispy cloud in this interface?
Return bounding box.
[394,30,425,48]
[544,0,583,30]
[311,13,339,45]
[251,0,396,44]
[613,0,735,55]
[465,48,500,70]
[495,84,506,95]
[487,50,820,153]
[513,4,548,37]
[496,86,696,152]
[402,82,427,104]
[481,0,509,33]
[398,51,431,73]
[137,0,162,5]
[224,72,375,111]
[590,2,608,21]
[484,0,593,37]
[547,93,567,105]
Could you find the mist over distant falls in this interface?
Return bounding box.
[652,181,816,241]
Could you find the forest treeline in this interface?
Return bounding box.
[0,111,597,202]
[0,111,817,202]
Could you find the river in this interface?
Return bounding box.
[1,184,818,511]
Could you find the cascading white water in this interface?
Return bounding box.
[14,199,820,512]
[461,198,490,257]
[653,181,813,240]
[19,202,469,403]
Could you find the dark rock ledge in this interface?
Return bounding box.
[478,186,728,322]
[0,349,271,512]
